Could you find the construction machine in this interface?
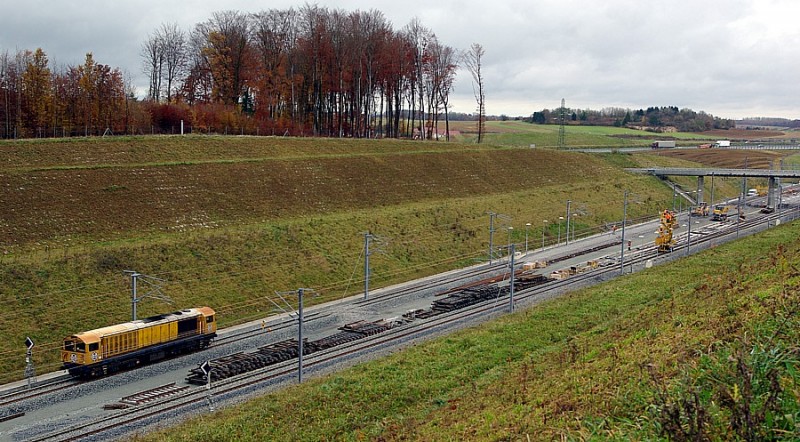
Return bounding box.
[655,209,678,253]
[691,202,709,217]
[711,204,730,221]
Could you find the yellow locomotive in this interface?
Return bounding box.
[62,307,216,377]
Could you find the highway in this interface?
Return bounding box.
[1,191,799,441]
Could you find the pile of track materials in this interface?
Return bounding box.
[548,240,621,265]
[187,340,300,384]
[339,320,393,335]
[187,319,393,384]
[188,272,555,384]
[404,271,553,319]
[304,320,393,353]
[432,285,502,312]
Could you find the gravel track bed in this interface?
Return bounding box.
[5,210,791,441]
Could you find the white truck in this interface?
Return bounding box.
[715,140,731,148]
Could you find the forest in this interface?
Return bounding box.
[530,105,737,132]
[1,5,760,141]
[0,6,460,139]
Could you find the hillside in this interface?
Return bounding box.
[140,208,800,441]
[0,131,789,380]
[0,136,626,249]
[0,135,678,379]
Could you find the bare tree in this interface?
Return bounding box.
[355,9,389,138]
[141,23,187,103]
[425,40,457,141]
[141,30,164,101]
[463,43,485,143]
[0,50,11,138]
[403,18,432,139]
[160,23,188,102]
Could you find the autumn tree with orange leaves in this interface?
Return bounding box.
[1,6,460,140]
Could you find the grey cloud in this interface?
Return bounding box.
[2,0,797,119]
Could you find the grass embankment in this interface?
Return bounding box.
[0,131,760,381]
[0,136,681,380]
[141,220,800,441]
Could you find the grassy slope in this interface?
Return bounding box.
[0,135,680,380]
[140,219,800,442]
[0,128,764,381]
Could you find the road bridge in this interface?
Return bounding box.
[719,144,800,150]
[627,168,800,211]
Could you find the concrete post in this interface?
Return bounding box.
[696,175,705,204]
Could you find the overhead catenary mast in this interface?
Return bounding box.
[558,98,566,149]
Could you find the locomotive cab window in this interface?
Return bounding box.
[207,316,214,323]
[64,340,75,351]
[89,343,99,351]
[75,342,86,352]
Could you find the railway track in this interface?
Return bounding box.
[354,263,503,307]
[14,232,711,441]
[27,283,566,442]
[213,257,515,345]
[0,375,80,411]
[12,206,800,441]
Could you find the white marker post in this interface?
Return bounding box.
[201,361,214,412]
[24,337,35,389]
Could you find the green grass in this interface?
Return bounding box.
[0,137,692,381]
[0,174,672,379]
[0,136,746,382]
[781,151,800,170]
[449,121,717,148]
[0,135,499,172]
[138,215,800,442]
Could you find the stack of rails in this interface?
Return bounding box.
[187,340,300,383]
[432,286,499,312]
[405,272,552,319]
[339,320,392,336]
[187,320,392,384]
[188,273,555,384]
[430,272,552,313]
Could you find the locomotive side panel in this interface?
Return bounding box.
[61,307,216,378]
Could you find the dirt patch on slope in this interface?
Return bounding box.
[648,149,784,169]
[697,129,784,139]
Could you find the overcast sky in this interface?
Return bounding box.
[3,0,798,120]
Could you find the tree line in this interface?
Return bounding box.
[0,49,142,139]
[530,105,736,132]
[1,6,464,140]
[738,117,800,129]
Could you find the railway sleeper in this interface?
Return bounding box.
[187,320,395,384]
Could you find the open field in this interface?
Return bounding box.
[698,128,790,139]
[140,208,800,441]
[649,148,786,169]
[0,135,481,171]
[446,120,790,148]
